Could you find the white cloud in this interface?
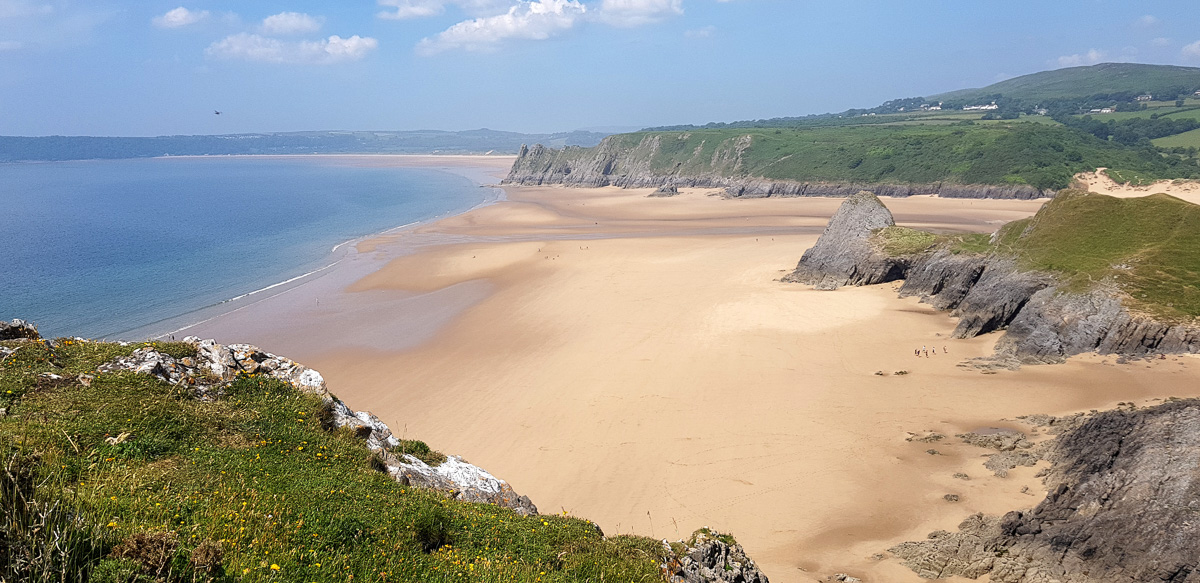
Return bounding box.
[1184,40,1200,61]
[377,0,513,20]
[1057,48,1105,67]
[1135,14,1158,27]
[260,11,323,35]
[596,0,681,26]
[1151,37,1171,47]
[206,33,378,64]
[416,0,585,55]
[152,7,209,28]
[684,25,714,38]
[0,0,53,20]
[0,39,22,49]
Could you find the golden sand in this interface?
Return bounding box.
[188,167,1200,582]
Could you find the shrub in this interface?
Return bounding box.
[413,504,454,553]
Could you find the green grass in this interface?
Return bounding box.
[930,63,1200,104]
[583,122,1200,191]
[994,190,1200,321]
[0,339,666,583]
[873,226,941,255]
[871,227,991,257]
[1154,127,1200,149]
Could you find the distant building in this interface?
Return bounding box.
[1034,108,1049,116]
[1194,90,1200,97]
[963,102,1000,111]
[1135,94,1153,101]
[1088,108,1116,114]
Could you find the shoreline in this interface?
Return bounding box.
[183,182,1200,583]
[116,155,514,342]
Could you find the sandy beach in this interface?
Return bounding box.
[183,160,1200,583]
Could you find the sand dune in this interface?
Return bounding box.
[191,178,1200,583]
[1076,169,1200,204]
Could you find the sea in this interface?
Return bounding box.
[0,156,494,340]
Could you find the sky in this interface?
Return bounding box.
[1,0,1199,136]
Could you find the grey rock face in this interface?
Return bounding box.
[784,191,909,288]
[997,288,1200,363]
[0,319,40,341]
[649,185,680,197]
[897,250,988,311]
[663,529,770,583]
[891,399,1200,583]
[505,139,1053,199]
[943,260,1053,339]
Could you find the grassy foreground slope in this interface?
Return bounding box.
[591,122,1199,190]
[0,340,662,582]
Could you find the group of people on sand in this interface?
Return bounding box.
[914,345,947,358]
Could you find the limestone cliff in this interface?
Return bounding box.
[891,399,1200,583]
[504,138,1052,200]
[783,191,910,289]
[788,195,1200,362]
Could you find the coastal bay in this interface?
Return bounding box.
[184,163,1200,582]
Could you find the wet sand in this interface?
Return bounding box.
[189,171,1200,583]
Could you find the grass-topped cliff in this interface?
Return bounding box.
[0,337,668,582]
[507,123,1200,194]
[789,189,1200,361]
[988,191,1200,321]
[874,190,1200,323]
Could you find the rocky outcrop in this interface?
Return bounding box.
[790,197,1200,361]
[0,319,39,341]
[891,399,1200,583]
[649,185,680,197]
[96,338,537,515]
[662,529,769,583]
[783,191,909,289]
[998,288,1200,363]
[381,453,538,516]
[505,140,1052,200]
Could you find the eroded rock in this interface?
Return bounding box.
[892,399,1200,582]
[784,191,909,289]
[0,319,40,341]
[663,529,769,583]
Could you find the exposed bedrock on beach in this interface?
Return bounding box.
[788,194,1200,362]
[504,141,1052,199]
[891,399,1200,583]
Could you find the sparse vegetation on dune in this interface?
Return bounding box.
[0,338,666,582]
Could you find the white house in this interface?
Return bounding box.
[1135,94,1153,101]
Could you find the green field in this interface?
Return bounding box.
[0,340,666,583]
[1154,127,1200,149]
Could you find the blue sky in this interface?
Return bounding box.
[1,0,1198,136]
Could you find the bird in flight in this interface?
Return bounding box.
[214,110,222,115]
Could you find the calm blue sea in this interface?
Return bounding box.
[0,157,491,339]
